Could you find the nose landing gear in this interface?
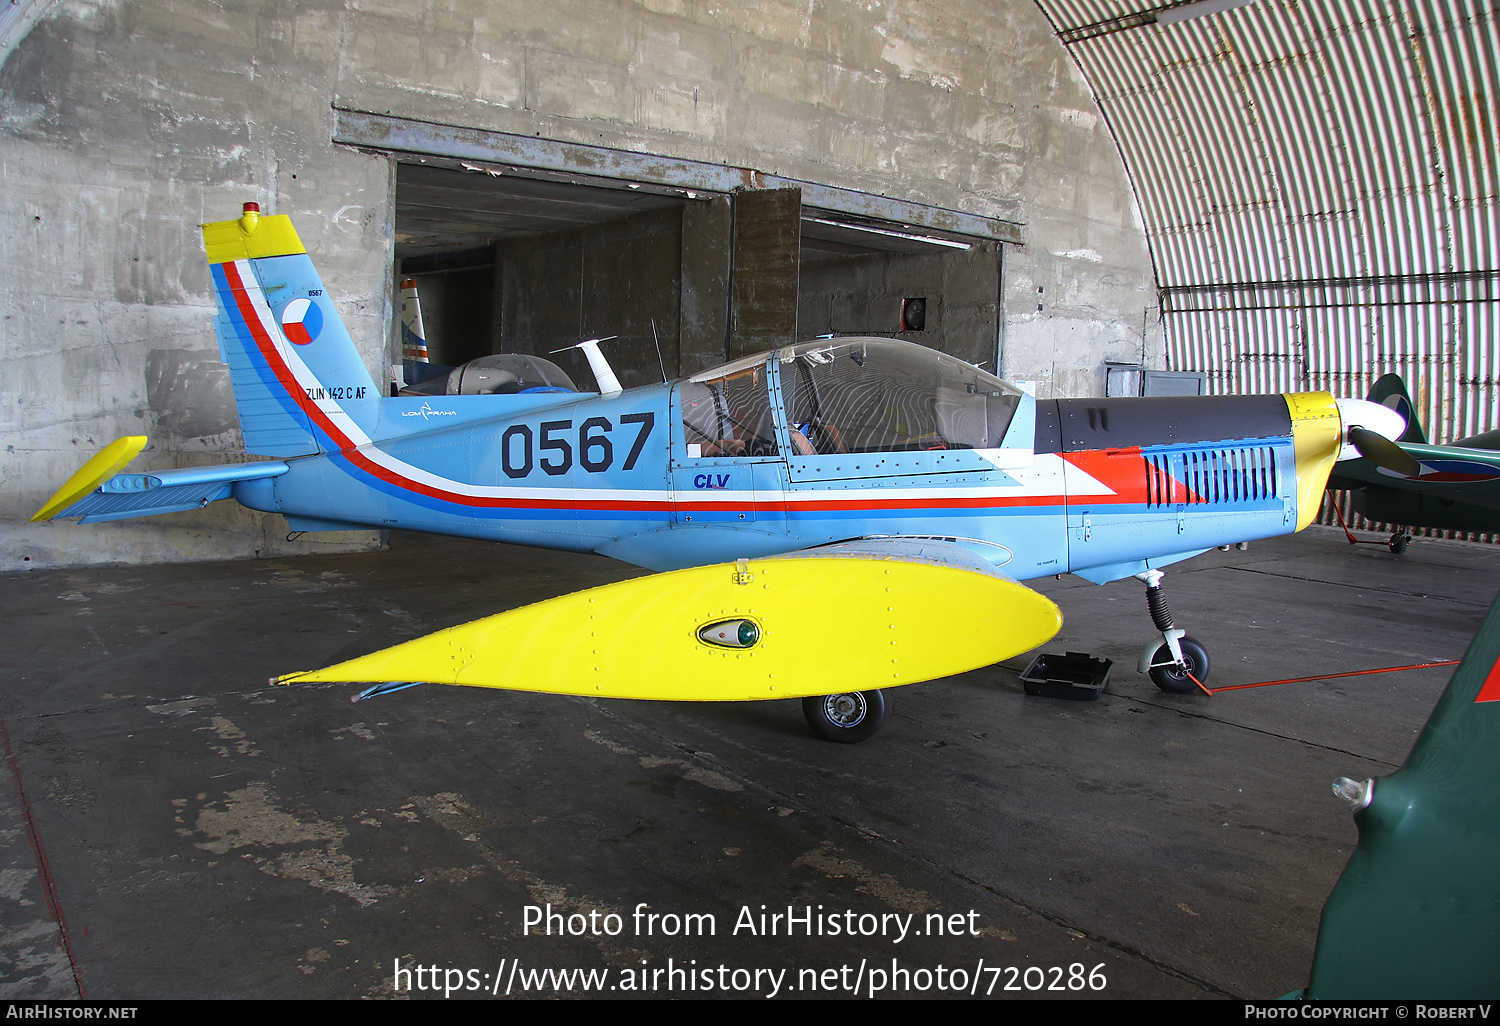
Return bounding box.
[1135,570,1211,694]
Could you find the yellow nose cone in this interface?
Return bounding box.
[1284,392,1342,532]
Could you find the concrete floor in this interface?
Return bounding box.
[1,525,1495,1000]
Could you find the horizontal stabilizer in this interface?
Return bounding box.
[35,448,288,523]
[31,436,149,522]
[277,547,1062,701]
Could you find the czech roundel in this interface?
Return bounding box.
[280,297,323,346]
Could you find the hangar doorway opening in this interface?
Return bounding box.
[392,157,713,395]
[386,152,1002,396]
[792,199,1002,373]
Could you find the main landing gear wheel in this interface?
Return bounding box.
[1148,636,1210,694]
[803,690,886,743]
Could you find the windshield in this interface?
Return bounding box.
[778,339,1021,454]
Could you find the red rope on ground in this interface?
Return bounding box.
[0,715,87,998]
[1192,659,1460,695]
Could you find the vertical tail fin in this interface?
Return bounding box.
[1364,373,1426,444]
[202,204,380,457]
[398,277,429,388]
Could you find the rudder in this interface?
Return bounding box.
[203,204,380,457]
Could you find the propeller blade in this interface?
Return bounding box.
[1348,426,1423,478]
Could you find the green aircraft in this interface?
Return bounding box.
[1299,577,1500,998]
[1327,374,1500,551]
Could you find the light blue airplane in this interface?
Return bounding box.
[32,203,1404,741]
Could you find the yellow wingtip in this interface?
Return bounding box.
[31,436,149,522]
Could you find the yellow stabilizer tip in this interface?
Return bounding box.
[31,436,149,522]
[278,555,1063,702]
[201,212,306,264]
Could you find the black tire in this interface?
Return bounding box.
[1389,531,1411,554]
[1148,636,1210,694]
[802,690,887,743]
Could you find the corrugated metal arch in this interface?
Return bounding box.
[0,0,58,64]
[1036,0,1500,537]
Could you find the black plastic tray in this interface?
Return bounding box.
[1019,651,1112,701]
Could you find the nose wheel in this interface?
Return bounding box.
[1145,635,1211,694]
[1135,570,1212,694]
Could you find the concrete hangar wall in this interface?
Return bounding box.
[1,0,1157,569]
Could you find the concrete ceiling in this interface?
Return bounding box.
[394,158,975,266]
[394,160,688,260]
